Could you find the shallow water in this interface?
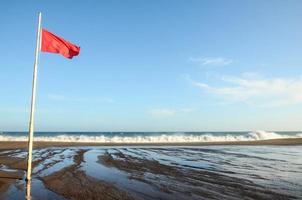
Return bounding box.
[1,145,301,199]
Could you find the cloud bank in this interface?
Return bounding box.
[192,74,302,106]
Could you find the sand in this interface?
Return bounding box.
[0,137,301,150]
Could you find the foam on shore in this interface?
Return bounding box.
[0,131,301,143]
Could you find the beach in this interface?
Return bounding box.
[1,0,302,199]
[0,138,301,200]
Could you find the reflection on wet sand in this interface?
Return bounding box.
[0,146,301,199]
[26,180,30,200]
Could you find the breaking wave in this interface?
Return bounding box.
[0,131,301,143]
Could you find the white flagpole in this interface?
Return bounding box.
[26,12,42,182]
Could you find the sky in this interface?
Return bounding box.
[0,0,302,132]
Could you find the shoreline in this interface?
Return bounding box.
[0,138,301,150]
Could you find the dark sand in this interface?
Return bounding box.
[0,137,302,150]
[41,149,134,200]
[0,154,25,195]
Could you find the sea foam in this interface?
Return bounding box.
[0,131,301,143]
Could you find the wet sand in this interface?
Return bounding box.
[41,149,134,200]
[0,171,22,194]
[98,150,291,200]
[0,140,301,199]
[0,137,301,150]
[0,153,25,197]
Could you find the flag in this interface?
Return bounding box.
[41,29,80,59]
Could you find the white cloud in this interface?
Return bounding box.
[148,108,194,118]
[189,57,233,66]
[191,74,302,106]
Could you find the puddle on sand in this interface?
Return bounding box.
[82,148,188,200]
[3,178,66,200]
[0,164,19,172]
[33,148,76,177]
[1,147,75,200]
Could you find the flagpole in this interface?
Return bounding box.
[26,12,42,182]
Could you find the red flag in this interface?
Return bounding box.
[41,29,80,59]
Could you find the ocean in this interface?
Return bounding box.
[0,130,301,143]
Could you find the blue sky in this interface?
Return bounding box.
[0,0,302,131]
